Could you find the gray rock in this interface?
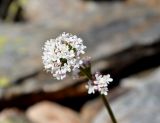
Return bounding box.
[0,1,160,109]
[26,101,81,123]
[81,12,160,60]
[92,67,160,123]
[127,0,160,7]
[0,108,32,123]
[24,0,101,25]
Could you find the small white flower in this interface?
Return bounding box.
[72,68,80,79]
[85,80,96,94]
[86,73,113,95]
[99,88,108,95]
[42,32,86,80]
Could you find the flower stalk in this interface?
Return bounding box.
[101,95,117,123]
[80,66,117,123]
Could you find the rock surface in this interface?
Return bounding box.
[26,101,81,123]
[24,0,102,26]
[127,0,160,7]
[0,1,160,110]
[0,108,32,123]
[0,0,160,84]
[89,67,160,123]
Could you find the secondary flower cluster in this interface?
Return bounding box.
[42,32,113,95]
[42,32,86,80]
[86,73,113,95]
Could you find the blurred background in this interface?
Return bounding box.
[0,0,160,123]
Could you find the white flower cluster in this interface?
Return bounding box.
[86,73,113,95]
[42,32,86,80]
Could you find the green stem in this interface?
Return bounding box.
[80,66,117,123]
[80,67,92,79]
[101,95,117,123]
